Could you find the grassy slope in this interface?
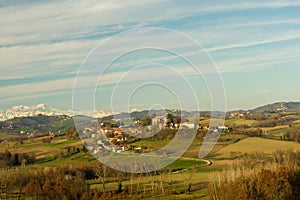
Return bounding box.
[216,137,300,158]
[0,136,82,159]
[260,125,290,131]
[225,118,258,126]
[293,119,300,124]
[200,118,258,126]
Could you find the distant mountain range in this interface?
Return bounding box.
[1,101,300,123]
[1,102,300,135]
[0,104,73,121]
[0,104,110,122]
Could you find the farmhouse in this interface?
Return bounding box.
[181,123,195,129]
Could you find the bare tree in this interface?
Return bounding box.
[94,164,107,198]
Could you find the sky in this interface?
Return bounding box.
[1,0,300,113]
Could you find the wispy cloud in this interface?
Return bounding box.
[207,33,300,52]
[2,0,300,47]
[1,0,300,109]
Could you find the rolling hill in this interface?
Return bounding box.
[251,102,300,113]
[0,115,74,134]
[216,137,300,158]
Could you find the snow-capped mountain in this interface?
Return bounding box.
[0,104,73,121]
[0,104,111,121]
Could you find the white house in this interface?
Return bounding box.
[181,123,195,129]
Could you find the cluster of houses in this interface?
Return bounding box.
[229,111,252,118]
[83,126,131,154]
[151,115,196,129]
[198,125,229,133]
[83,115,231,155]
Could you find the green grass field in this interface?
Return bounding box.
[131,139,170,150]
[165,159,207,171]
[0,136,83,160]
[0,132,14,139]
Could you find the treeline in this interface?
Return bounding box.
[233,128,263,137]
[0,162,204,200]
[232,113,296,128]
[208,166,300,200]
[0,151,35,168]
[56,146,83,159]
[0,145,85,169]
[208,150,300,200]
[282,130,300,143]
[232,126,300,143]
[140,128,199,141]
[0,166,91,200]
[0,164,137,200]
[65,127,80,140]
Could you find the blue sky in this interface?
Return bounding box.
[1,0,300,112]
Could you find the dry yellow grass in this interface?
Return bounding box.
[293,119,300,124]
[200,118,258,126]
[216,137,300,158]
[225,118,258,126]
[261,125,289,131]
[200,118,224,126]
[10,145,59,159]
